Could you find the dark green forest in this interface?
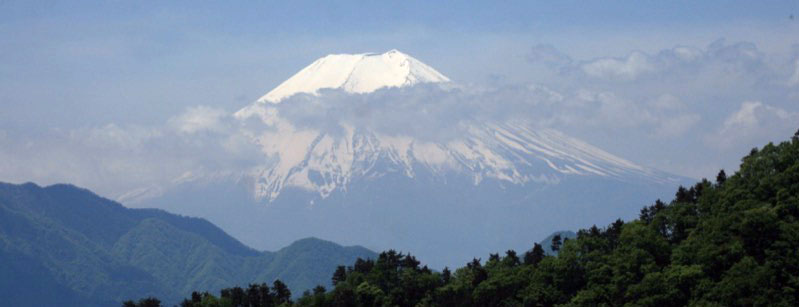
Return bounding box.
[130,131,799,306]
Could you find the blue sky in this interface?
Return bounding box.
[1,1,798,197]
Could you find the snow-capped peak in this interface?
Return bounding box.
[256,50,450,103]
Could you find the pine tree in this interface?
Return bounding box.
[137,297,161,307]
[716,169,727,185]
[551,234,562,253]
[229,286,245,307]
[247,284,262,307]
[273,280,292,305]
[524,243,545,266]
[401,254,421,270]
[259,283,274,307]
[352,257,374,273]
[441,267,451,284]
[503,250,520,266]
[332,265,347,286]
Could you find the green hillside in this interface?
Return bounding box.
[0,183,376,306]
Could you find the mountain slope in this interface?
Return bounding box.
[260,238,377,293]
[130,50,689,268]
[234,50,682,205]
[240,122,675,202]
[0,182,376,306]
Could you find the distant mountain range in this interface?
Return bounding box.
[0,182,375,307]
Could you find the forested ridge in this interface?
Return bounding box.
[130,131,799,306]
[0,181,374,306]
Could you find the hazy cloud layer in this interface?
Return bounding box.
[521,39,799,177]
[2,39,798,199]
[239,83,707,146]
[169,106,229,135]
[0,107,260,199]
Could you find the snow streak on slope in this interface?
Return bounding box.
[244,121,664,202]
[253,50,449,104]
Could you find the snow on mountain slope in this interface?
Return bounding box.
[243,121,670,202]
[252,50,449,104]
[231,50,675,202]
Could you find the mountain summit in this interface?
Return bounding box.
[256,50,450,103]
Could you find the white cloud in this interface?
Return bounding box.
[541,40,790,96]
[169,106,228,134]
[572,90,654,127]
[713,101,799,149]
[581,52,655,79]
[671,46,703,61]
[560,91,701,138]
[722,101,763,129]
[643,95,702,137]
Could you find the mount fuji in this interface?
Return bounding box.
[250,49,450,104]
[127,50,687,268]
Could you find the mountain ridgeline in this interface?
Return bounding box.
[169,132,799,306]
[0,183,375,306]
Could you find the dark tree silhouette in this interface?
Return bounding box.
[273,280,292,305]
[441,267,451,284]
[551,234,562,253]
[716,169,727,185]
[332,265,347,286]
[503,249,520,266]
[122,297,161,307]
[229,286,245,306]
[352,257,374,273]
[524,243,545,266]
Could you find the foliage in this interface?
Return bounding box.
[122,297,162,307]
